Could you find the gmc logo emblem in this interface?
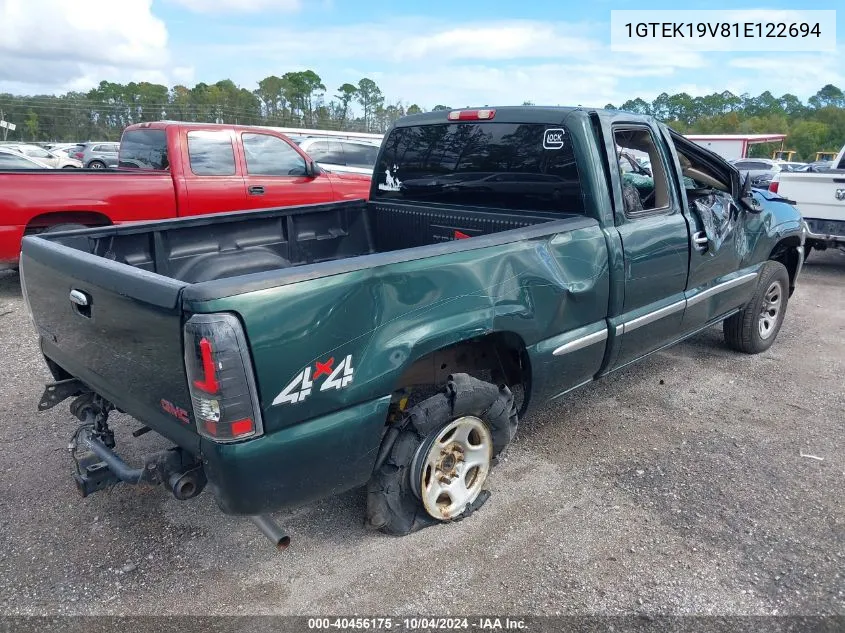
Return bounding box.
[160,398,190,424]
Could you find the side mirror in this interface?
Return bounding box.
[739,172,762,213]
[304,160,319,178]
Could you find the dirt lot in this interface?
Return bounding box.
[0,252,842,617]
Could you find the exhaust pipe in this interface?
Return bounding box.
[168,467,206,500]
[250,514,291,551]
[82,431,145,484]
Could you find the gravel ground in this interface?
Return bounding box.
[0,252,842,617]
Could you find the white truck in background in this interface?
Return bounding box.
[770,145,845,257]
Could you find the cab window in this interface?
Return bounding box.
[242,133,306,176]
[613,126,671,217]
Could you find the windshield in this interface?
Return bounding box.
[373,122,584,214]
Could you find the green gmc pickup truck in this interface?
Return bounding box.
[20,107,806,548]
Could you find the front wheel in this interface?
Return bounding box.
[723,261,790,354]
[366,374,518,535]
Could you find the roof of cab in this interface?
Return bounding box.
[393,106,657,128]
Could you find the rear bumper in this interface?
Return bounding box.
[805,218,845,247]
[202,395,391,515]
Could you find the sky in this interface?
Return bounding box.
[0,0,843,111]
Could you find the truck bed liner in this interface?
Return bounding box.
[30,200,576,287]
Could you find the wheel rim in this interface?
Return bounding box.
[411,416,492,521]
[758,280,783,340]
[90,162,103,169]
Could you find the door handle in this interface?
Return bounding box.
[248,185,265,195]
[693,231,709,251]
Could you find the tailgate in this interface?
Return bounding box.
[779,172,845,221]
[20,235,199,450]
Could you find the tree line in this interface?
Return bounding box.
[605,84,845,160]
[0,71,843,160]
[0,72,438,142]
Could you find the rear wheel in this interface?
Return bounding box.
[366,374,518,535]
[723,261,790,354]
[88,160,106,169]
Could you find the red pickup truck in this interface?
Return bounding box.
[0,122,371,269]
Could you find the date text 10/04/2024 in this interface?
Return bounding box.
[307,617,528,630]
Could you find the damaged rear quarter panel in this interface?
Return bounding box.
[186,223,609,436]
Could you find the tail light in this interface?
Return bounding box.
[184,313,263,442]
[447,109,496,121]
[768,180,779,193]
[72,151,83,159]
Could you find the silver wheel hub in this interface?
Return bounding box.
[411,416,492,521]
[758,280,782,340]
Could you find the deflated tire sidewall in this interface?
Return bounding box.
[366,374,518,536]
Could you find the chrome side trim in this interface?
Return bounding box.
[686,272,758,308]
[623,299,686,333]
[552,329,608,356]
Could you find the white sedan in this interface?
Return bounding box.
[3,143,82,168]
[0,147,56,168]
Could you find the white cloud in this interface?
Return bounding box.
[209,19,603,63]
[392,22,601,62]
[726,49,845,98]
[206,19,713,108]
[0,0,189,93]
[166,0,300,13]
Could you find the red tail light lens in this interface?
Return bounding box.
[184,313,263,442]
[769,181,779,193]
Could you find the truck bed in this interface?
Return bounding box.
[27,199,568,284]
[20,200,589,452]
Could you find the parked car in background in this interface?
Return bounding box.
[0,121,371,270]
[776,161,807,172]
[295,137,381,175]
[0,147,54,169]
[44,142,79,152]
[48,144,83,158]
[3,144,82,168]
[731,157,782,189]
[76,142,120,168]
[770,144,845,257]
[795,160,833,173]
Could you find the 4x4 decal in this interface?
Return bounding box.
[272,355,354,406]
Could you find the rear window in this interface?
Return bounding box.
[119,129,168,170]
[343,142,379,168]
[306,140,344,165]
[373,122,584,214]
